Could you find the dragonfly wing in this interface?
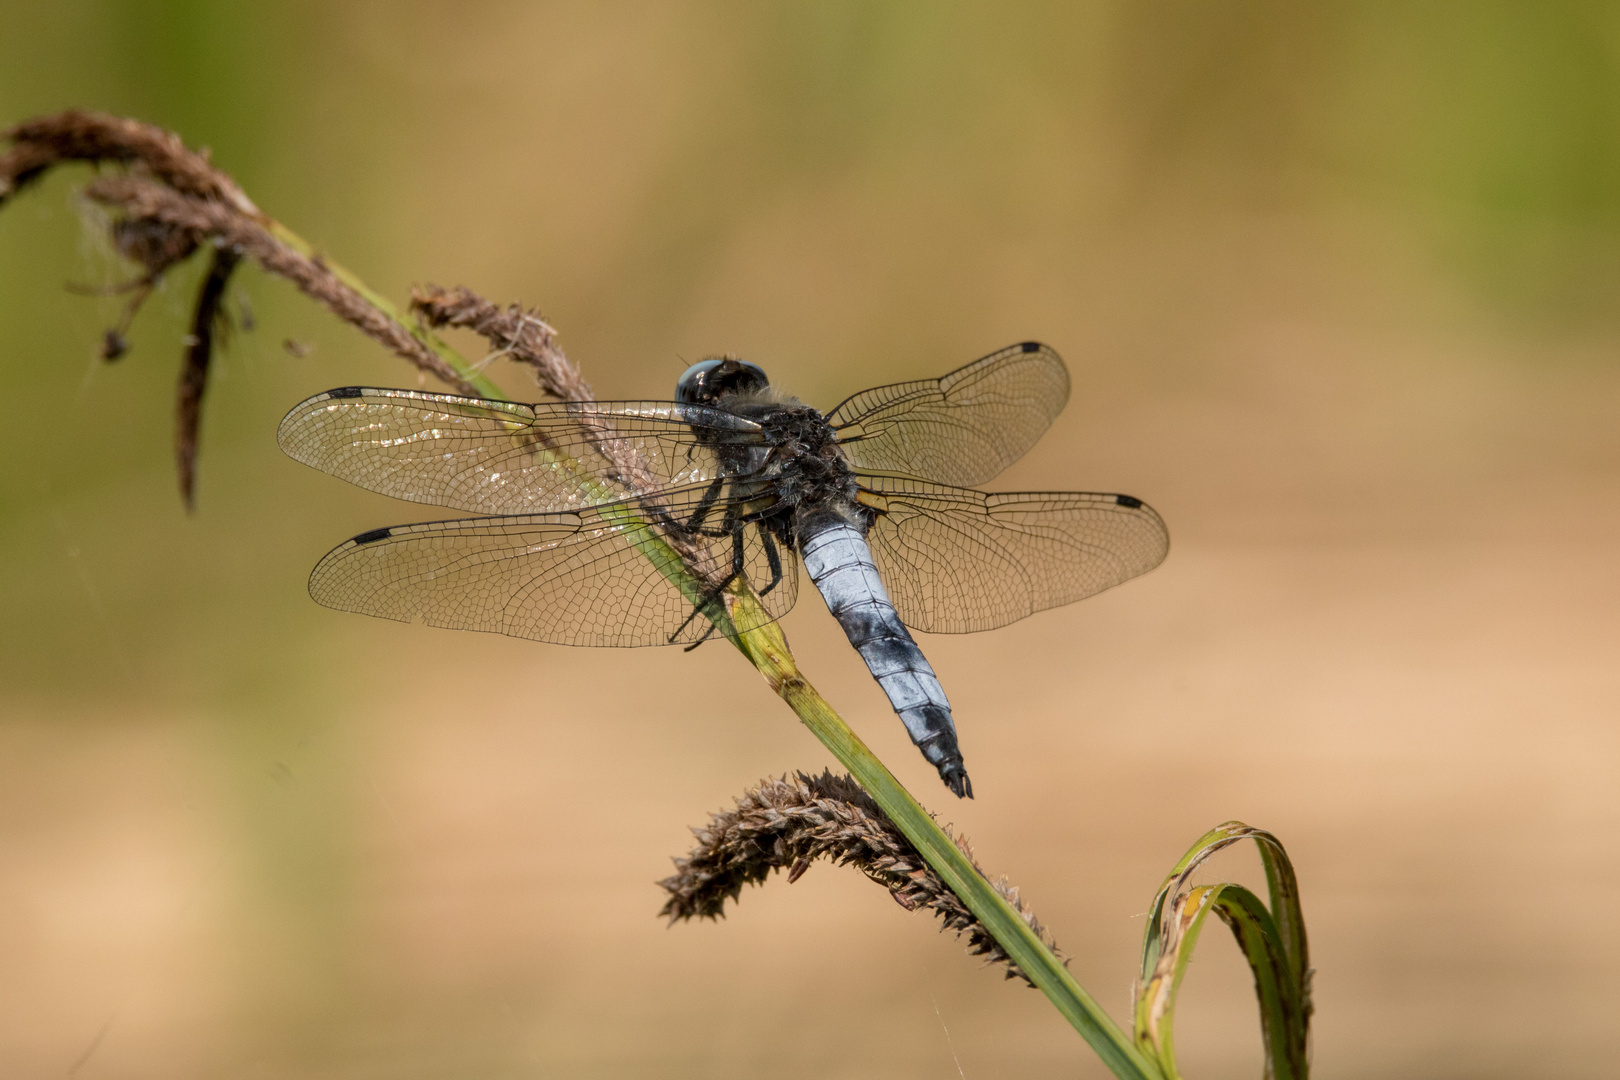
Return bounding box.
[278,387,765,515]
[307,491,800,648]
[856,476,1168,634]
[827,342,1070,487]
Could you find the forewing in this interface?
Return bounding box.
[858,476,1168,634]
[306,494,800,648]
[278,387,764,515]
[827,342,1070,487]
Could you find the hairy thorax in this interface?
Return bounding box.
[728,394,864,537]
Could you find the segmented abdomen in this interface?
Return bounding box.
[799,518,970,797]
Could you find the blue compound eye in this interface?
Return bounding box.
[676,357,769,404]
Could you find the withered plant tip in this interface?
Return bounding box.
[176,246,241,509]
[411,284,591,401]
[0,110,537,504]
[660,770,1064,985]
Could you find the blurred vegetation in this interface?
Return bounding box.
[6,0,1617,684]
[1,4,1617,1078]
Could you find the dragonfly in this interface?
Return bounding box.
[277,342,1168,798]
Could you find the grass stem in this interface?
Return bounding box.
[734,618,1159,1080]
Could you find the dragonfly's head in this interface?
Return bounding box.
[676,357,769,407]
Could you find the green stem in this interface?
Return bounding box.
[733,618,1160,1080]
[287,237,1158,1080]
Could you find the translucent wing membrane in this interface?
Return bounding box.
[308,491,800,648]
[857,476,1168,634]
[827,342,1070,487]
[278,387,764,515]
[284,354,1157,649]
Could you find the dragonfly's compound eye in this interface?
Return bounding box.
[676,357,770,405]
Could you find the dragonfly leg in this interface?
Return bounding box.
[680,520,780,651]
[682,620,721,651]
[730,518,748,576]
[672,565,737,650]
[682,476,727,535]
[669,576,730,647]
[670,506,747,649]
[754,521,784,598]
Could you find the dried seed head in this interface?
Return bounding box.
[410,284,592,402]
[175,246,242,508]
[4,111,591,509]
[659,770,1064,986]
[112,215,199,278]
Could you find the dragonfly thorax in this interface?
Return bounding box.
[749,403,864,534]
[682,363,865,534]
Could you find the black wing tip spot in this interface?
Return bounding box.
[352,527,393,545]
[1019,340,1042,353]
[1115,494,1144,508]
[328,386,365,399]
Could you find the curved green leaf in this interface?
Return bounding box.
[1135,823,1312,1080]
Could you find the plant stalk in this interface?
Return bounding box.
[733,617,1159,1080]
[263,220,508,401]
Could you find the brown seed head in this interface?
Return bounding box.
[659,770,1064,985]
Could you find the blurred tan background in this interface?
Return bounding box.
[2,3,1618,1077]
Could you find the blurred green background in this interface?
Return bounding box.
[2,3,1618,1077]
